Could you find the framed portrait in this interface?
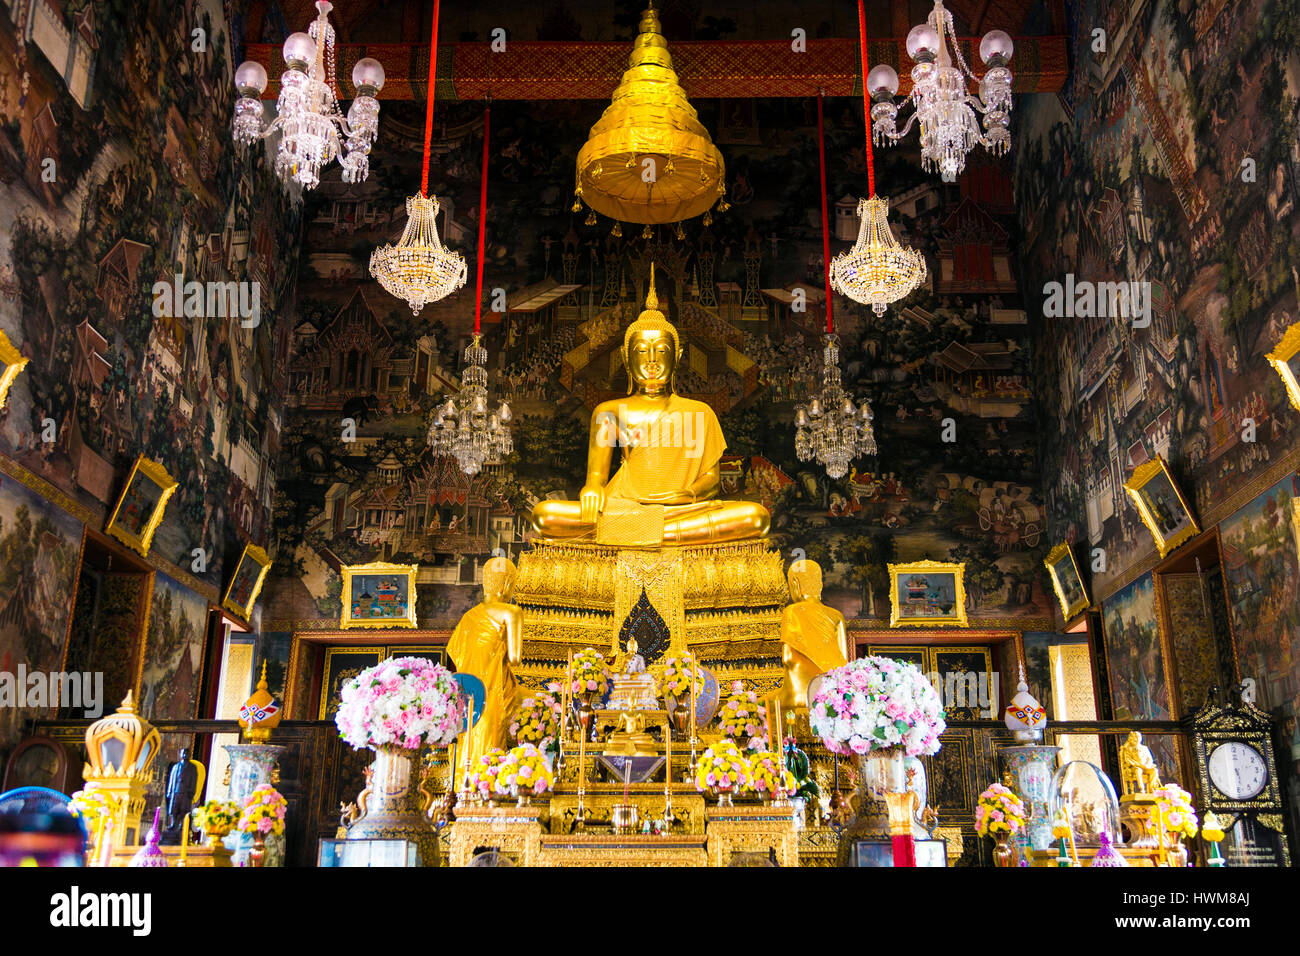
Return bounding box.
[887,561,968,628]
[386,645,445,666]
[865,645,928,670]
[340,562,418,629]
[105,455,178,557]
[222,543,272,620]
[1044,542,1090,621]
[0,329,29,411]
[1123,456,1199,558]
[1265,321,1300,412]
[319,646,385,720]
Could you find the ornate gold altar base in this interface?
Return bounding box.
[446,793,800,867]
[103,844,234,867]
[515,539,787,666]
[1028,846,1160,867]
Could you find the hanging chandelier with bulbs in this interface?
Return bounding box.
[794,90,877,481]
[426,100,512,477]
[369,0,467,313]
[232,1,384,190]
[829,0,927,318]
[866,0,1014,183]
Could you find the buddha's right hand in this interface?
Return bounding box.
[579,484,605,524]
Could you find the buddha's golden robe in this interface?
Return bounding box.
[447,604,518,778]
[604,394,727,502]
[776,600,849,707]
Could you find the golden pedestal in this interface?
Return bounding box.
[1029,846,1160,867]
[446,804,546,867]
[515,540,786,666]
[705,804,800,867]
[104,844,234,867]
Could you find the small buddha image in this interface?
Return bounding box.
[771,559,849,711]
[447,557,523,776]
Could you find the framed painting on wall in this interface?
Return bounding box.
[340,563,418,629]
[319,646,385,720]
[0,329,29,411]
[1123,456,1199,558]
[105,455,178,557]
[1044,542,1089,621]
[222,543,271,620]
[887,561,968,628]
[1265,321,1300,412]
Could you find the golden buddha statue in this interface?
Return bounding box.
[446,557,523,780]
[529,265,769,546]
[606,638,659,711]
[770,559,850,711]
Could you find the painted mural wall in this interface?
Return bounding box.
[1016,0,1300,825]
[266,90,1052,631]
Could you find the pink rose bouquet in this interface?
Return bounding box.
[809,656,945,758]
[334,656,464,751]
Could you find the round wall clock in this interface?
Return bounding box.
[1207,740,1268,800]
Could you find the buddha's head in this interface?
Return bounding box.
[622,263,681,395]
[787,559,823,602]
[482,556,517,602]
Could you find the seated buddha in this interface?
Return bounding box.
[530,266,769,546]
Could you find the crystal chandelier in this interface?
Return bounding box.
[370,194,467,314]
[795,336,876,480]
[428,336,513,477]
[369,0,466,313]
[830,195,927,316]
[866,0,1014,182]
[233,2,383,190]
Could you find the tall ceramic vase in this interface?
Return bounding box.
[854,749,918,867]
[224,743,285,867]
[1000,745,1060,852]
[345,745,440,866]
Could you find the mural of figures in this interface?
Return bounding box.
[1100,573,1169,723]
[0,475,82,745]
[139,572,209,721]
[0,0,300,589]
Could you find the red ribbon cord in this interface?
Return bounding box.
[892,833,917,867]
[857,0,876,197]
[420,0,441,197]
[473,104,491,336]
[816,91,833,335]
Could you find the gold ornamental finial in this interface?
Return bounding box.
[646,262,659,311]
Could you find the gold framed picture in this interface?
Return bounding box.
[0,329,29,411]
[318,646,385,720]
[1266,321,1300,412]
[1123,456,1200,558]
[105,455,178,557]
[887,560,968,628]
[222,543,272,620]
[1044,542,1090,621]
[340,562,418,629]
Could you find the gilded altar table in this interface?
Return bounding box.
[539,833,708,867]
[446,804,546,867]
[705,805,800,867]
[104,844,234,867]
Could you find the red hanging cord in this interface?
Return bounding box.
[816,91,834,335]
[420,0,441,197]
[857,0,876,197]
[473,103,491,336]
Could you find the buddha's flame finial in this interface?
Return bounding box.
[646,263,659,311]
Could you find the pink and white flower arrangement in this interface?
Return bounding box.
[808,656,946,758]
[717,681,768,751]
[334,656,464,751]
[496,743,555,797]
[693,739,754,795]
[974,783,1026,837]
[569,647,612,699]
[237,784,288,836]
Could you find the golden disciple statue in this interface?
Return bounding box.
[771,559,850,710]
[446,557,523,779]
[530,265,769,546]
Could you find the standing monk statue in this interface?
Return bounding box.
[530,264,769,546]
[772,559,850,711]
[447,556,523,783]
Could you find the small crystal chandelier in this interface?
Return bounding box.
[830,195,927,316]
[370,194,467,314]
[795,336,876,480]
[428,336,513,477]
[232,2,383,190]
[368,0,466,313]
[866,0,1014,183]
